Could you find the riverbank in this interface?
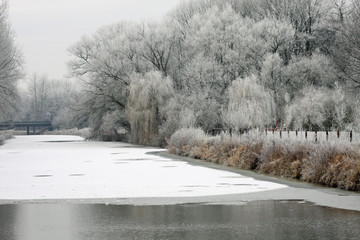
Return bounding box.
[167,128,360,192]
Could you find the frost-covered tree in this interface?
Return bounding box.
[285,86,326,131]
[252,17,295,61]
[184,5,263,80]
[126,71,173,145]
[223,75,275,129]
[138,22,177,76]
[251,0,333,57]
[161,53,224,132]
[286,85,355,131]
[260,53,288,120]
[0,0,23,120]
[68,22,142,137]
[181,54,224,98]
[285,53,338,94]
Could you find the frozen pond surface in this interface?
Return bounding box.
[0,136,286,200]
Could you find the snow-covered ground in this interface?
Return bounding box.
[0,135,286,200]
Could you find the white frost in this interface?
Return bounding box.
[0,135,286,200]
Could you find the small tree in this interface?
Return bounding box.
[285,85,353,131]
[286,87,327,130]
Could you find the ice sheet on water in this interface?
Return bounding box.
[0,135,286,200]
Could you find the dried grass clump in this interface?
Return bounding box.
[226,138,264,170]
[301,143,360,191]
[259,139,311,179]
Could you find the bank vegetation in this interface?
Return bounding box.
[168,128,360,191]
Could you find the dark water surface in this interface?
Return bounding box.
[0,201,359,240]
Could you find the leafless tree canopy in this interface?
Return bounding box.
[0,0,23,120]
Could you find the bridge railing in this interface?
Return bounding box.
[0,121,52,134]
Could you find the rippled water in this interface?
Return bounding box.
[1,201,359,240]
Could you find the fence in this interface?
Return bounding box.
[209,128,359,143]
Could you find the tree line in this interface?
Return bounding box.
[1,0,360,146]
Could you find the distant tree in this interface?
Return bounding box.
[0,0,23,120]
[223,75,275,130]
[28,74,49,121]
[45,79,81,128]
[18,74,80,128]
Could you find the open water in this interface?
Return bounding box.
[0,200,359,240]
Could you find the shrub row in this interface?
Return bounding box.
[167,128,360,191]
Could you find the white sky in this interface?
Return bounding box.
[8,0,182,80]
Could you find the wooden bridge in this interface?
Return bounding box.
[0,121,52,135]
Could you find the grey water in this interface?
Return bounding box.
[1,201,359,240]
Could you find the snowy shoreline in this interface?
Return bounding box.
[168,128,360,192]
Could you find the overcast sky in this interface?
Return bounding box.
[9,0,182,80]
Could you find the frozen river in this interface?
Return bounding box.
[0,135,286,201]
[1,135,360,240]
[0,135,360,210]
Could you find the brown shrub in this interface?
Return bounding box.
[259,140,310,179]
[237,141,263,170]
[227,146,246,167]
[318,150,360,191]
[301,143,342,184]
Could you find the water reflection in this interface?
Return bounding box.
[0,201,359,240]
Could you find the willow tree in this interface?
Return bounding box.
[126,71,173,145]
[223,75,275,130]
